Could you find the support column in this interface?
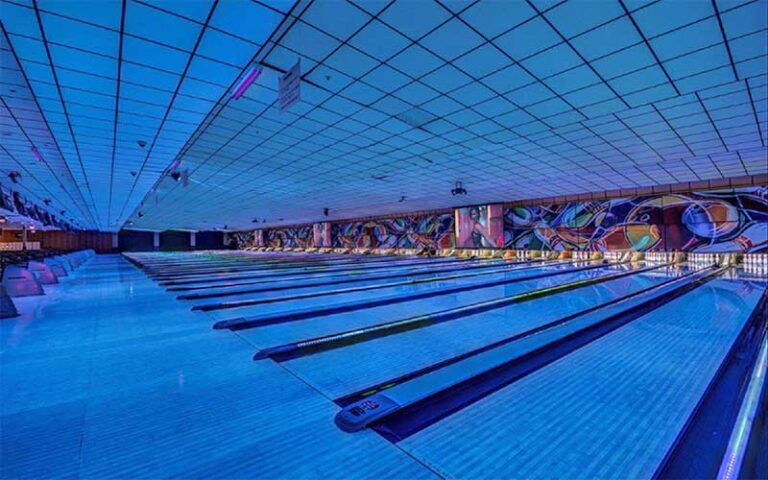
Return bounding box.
[153,232,160,251]
[111,233,118,251]
[313,222,331,247]
[190,231,197,250]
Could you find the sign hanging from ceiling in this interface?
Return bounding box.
[279,60,301,111]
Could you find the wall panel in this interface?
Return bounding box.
[119,230,155,252]
[160,231,190,251]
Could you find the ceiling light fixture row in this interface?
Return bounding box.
[231,65,263,100]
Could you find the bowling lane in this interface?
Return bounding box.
[200,262,618,321]
[169,257,511,293]
[149,252,460,275]
[278,267,680,398]
[148,253,444,277]
[142,252,432,274]
[395,277,766,479]
[229,263,632,346]
[183,260,559,307]
[157,255,481,286]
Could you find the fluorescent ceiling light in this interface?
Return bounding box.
[232,65,263,100]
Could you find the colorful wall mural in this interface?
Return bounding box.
[332,213,454,249]
[231,231,255,249]
[503,187,767,252]
[455,205,504,248]
[265,225,315,248]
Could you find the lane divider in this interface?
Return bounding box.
[139,255,300,273]
[170,258,527,292]
[160,257,485,286]
[139,253,365,270]
[252,262,661,362]
[213,261,608,329]
[654,282,768,479]
[169,269,373,292]
[198,259,572,312]
[335,266,725,439]
[334,266,705,408]
[717,330,767,480]
[177,259,543,300]
[149,255,468,279]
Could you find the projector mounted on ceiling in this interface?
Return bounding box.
[451,181,467,196]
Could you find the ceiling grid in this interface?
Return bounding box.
[0,0,765,231]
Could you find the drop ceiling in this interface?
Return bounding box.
[1,0,766,232]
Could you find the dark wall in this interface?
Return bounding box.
[0,230,23,242]
[0,230,115,253]
[196,231,224,250]
[42,231,114,253]
[119,230,154,252]
[160,231,190,251]
[118,230,225,252]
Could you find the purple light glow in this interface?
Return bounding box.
[231,66,262,100]
[31,147,43,162]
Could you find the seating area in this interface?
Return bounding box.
[0,249,95,318]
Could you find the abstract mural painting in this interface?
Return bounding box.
[231,231,255,249]
[455,205,504,249]
[503,187,767,252]
[265,225,314,248]
[332,213,454,249]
